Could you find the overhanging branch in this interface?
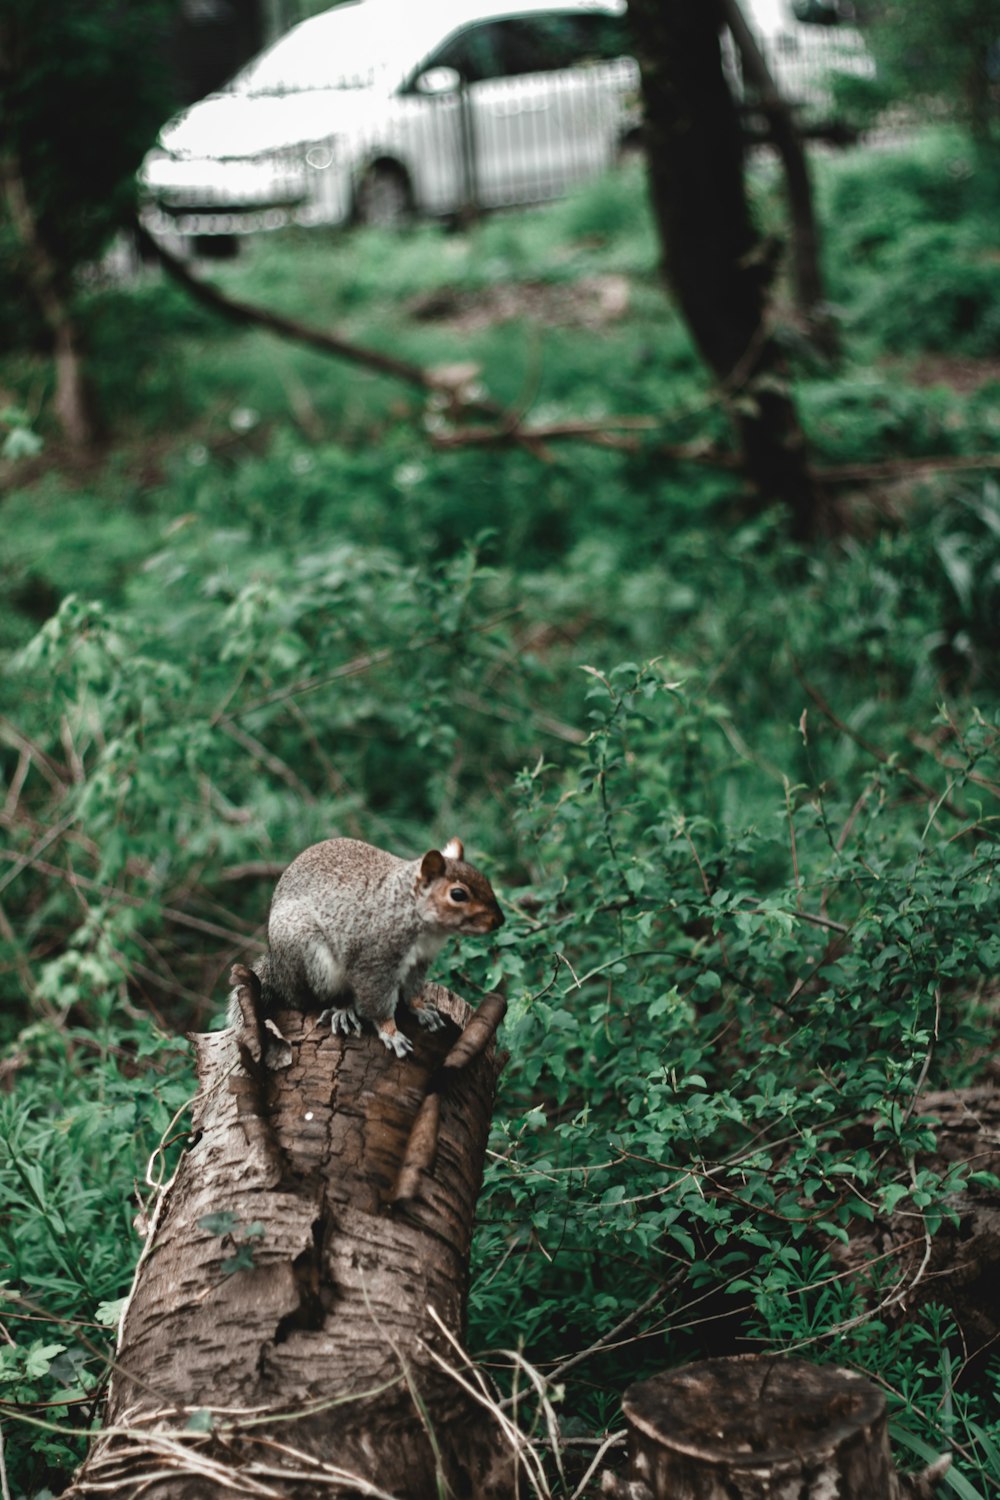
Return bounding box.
[135,223,1000,492]
[134,220,479,402]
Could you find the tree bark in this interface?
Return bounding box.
[830,1085,1000,1357]
[603,1357,949,1499]
[63,972,519,1499]
[720,0,835,350]
[0,148,99,455]
[626,0,826,537]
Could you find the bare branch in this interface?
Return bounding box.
[135,221,498,406]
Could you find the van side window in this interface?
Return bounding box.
[419,21,505,84]
[491,15,630,77]
[413,12,630,88]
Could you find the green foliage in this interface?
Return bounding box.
[1,136,1000,1495]
[856,1315,1000,1500]
[0,1022,191,1494]
[197,1214,267,1274]
[851,0,1000,138]
[468,661,997,1327]
[818,134,1000,357]
[0,0,176,283]
[0,402,41,460]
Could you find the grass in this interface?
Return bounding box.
[1,131,1000,1498]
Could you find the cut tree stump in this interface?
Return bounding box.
[63,970,518,1500]
[603,1356,949,1500]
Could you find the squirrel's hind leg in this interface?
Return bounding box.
[399,964,446,1032]
[300,942,363,1036]
[406,991,447,1032]
[347,968,415,1057]
[375,1017,413,1058]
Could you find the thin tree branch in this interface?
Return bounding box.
[134,220,497,405]
[432,416,1000,485]
[791,661,967,820]
[721,0,828,327]
[0,848,264,950]
[814,452,1000,484]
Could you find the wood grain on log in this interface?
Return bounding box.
[65,977,517,1499]
[605,1356,948,1500]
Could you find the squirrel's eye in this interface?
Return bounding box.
[450,887,470,903]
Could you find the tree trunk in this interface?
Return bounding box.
[627,0,827,538]
[0,148,99,455]
[720,0,836,351]
[63,972,519,1499]
[603,1357,949,1499]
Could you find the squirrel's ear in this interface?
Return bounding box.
[441,837,464,862]
[420,849,447,883]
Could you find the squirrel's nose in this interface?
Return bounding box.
[493,907,505,929]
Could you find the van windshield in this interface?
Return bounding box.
[233,3,414,95]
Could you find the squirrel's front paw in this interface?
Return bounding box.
[412,1002,446,1032]
[377,1023,413,1058]
[319,1005,363,1037]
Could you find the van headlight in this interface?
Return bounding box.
[305,141,338,171]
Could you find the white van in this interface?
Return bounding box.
[140,0,871,239]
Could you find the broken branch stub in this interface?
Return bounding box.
[66,971,516,1500]
[391,990,507,1208]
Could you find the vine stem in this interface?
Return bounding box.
[0,1415,11,1500]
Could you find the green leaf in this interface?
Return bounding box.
[221,1245,258,1274]
[95,1297,128,1327]
[668,1226,696,1259]
[892,1428,977,1500]
[2,427,43,460]
[197,1212,239,1237]
[25,1344,67,1379]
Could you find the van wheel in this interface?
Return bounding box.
[355,164,412,227]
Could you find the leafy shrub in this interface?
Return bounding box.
[843,0,1000,138]
[465,661,1000,1492]
[0,1027,191,1495]
[847,226,1000,357]
[819,137,1000,357]
[4,495,1000,1491]
[2,133,1000,1497]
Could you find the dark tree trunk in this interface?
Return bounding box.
[627,0,826,538]
[603,1357,949,1499]
[63,975,519,1499]
[0,148,99,456]
[720,0,835,350]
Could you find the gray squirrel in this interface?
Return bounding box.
[232,836,504,1057]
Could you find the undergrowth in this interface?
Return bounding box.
[1,130,1000,1497]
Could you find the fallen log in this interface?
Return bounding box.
[63,968,517,1499]
[829,1085,1000,1356]
[680,1084,1000,1369]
